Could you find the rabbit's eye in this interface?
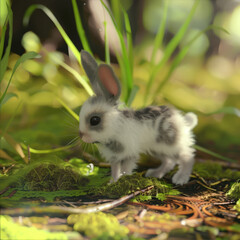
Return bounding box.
[90,116,101,126]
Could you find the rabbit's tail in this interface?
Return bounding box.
[184,112,198,129]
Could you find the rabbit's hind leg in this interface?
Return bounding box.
[172,153,194,185]
[146,154,176,179]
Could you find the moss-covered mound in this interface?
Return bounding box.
[0,158,90,192]
[90,172,178,199]
[23,163,89,191]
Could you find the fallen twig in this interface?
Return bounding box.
[1,185,154,215]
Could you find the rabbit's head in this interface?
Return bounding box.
[79,51,121,143]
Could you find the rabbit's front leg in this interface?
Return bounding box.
[121,156,137,175]
[110,161,121,182]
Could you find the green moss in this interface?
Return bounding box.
[67,212,129,238]
[233,199,240,212]
[226,181,240,212]
[90,172,178,200]
[22,163,89,191]
[193,162,240,180]
[0,215,70,240]
[0,158,111,201]
[227,182,240,200]
[92,234,145,240]
[0,158,99,192]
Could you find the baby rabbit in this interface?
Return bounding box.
[79,50,198,185]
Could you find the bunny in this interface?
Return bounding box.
[79,50,198,185]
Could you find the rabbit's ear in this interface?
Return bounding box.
[81,50,103,96]
[97,64,121,101]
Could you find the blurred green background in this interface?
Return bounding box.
[1,0,240,165]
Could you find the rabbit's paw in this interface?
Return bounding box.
[172,172,190,185]
[146,168,164,179]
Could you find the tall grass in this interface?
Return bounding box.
[0,5,39,163]
[144,0,200,104]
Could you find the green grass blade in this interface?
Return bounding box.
[56,97,79,122]
[0,52,39,105]
[48,52,93,96]
[0,92,18,107]
[145,0,200,104]
[151,0,169,64]
[71,0,92,54]
[0,17,8,60]
[0,5,12,84]
[123,7,133,74]
[127,85,139,107]
[104,21,110,64]
[110,0,122,32]
[152,25,228,101]
[23,4,81,63]
[21,142,77,154]
[100,0,133,103]
[194,145,236,162]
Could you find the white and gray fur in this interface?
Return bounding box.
[79,50,198,185]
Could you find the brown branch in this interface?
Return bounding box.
[1,185,154,216]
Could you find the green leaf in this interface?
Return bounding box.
[123,6,133,73]
[0,4,13,84]
[0,52,39,105]
[151,0,169,64]
[0,92,18,107]
[156,193,166,201]
[71,0,92,54]
[207,106,240,117]
[104,21,110,65]
[49,53,93,96]
[0,15,7,60]
[2,132,28,163]
[127,85,139,107]
[56,97,79,122]
[194,145,236,162]
[24,4,81,64]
